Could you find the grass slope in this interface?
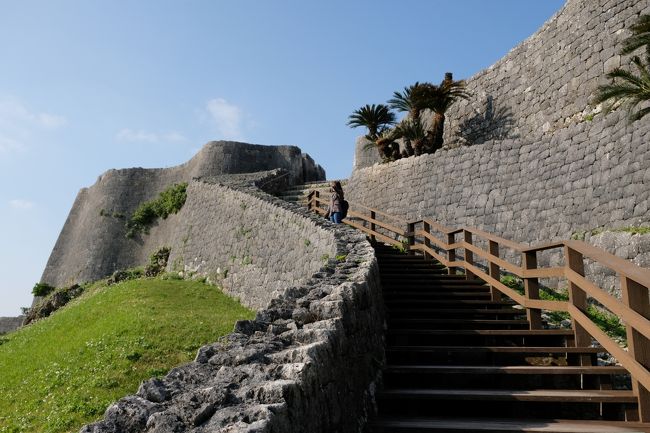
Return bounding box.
[0,279,254,433]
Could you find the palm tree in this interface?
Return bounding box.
[595,15,650,122]
[387,82,434,123]
[394,118,427,156]
[347,104,396,141]
[423,73,471,152]
[374,128,401,161]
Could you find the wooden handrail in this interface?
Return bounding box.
[305,196,650,418]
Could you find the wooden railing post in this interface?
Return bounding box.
[307,191,314,211]
[423,221,431,261]
[370,211,376,243]
[489,240,502,302]
[464,230,475,280]
[565,246,591,357]
[447,233,457,275]
[621,276,650,421]
[522,251,542,330]
[407,222,416,256]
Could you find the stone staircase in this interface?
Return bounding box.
[368,243,649,433]
[275,179,347,205]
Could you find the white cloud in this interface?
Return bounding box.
[0,99,66,155]
[206,98,243,140]
[9,199,35,210]
[0,136,24,154]
[116,128,158,142]
[0,100,67,129]
[36,113,67,128]
[116,128,188,143]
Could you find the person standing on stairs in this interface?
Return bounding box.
[327,181,345,224]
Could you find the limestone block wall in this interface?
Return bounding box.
[81,181,385,433]
[349,115,650,243]
[355,0,650,169]
[443,0,650,148]
[348,0,650,265]
[41,141,324,289]
[160,178,337,310]
[0,317,24,334]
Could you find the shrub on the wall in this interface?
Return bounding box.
[126,183,188,238]
[32,283,55,297]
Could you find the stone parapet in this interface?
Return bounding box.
[80,175,385,433]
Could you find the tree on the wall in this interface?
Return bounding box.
[388,82,434,124]
[423,73,471,152]
[347,104,396,141]
[595,14,650,122]
[348,72,470,162]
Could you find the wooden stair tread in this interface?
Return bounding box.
[385,300,515,306]
[386,346,603,354]
[385,365,629,375]
[387,329,575,336]
[389,317,528,325]
[379,388,637,402]
[383,286,492,292]
[383,292,492,298]
[370,417,650,432]
[388,308,524,314]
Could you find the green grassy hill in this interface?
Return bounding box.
[0,278,254,433]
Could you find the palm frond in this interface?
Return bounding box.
[631,105,650,122]
[606,66,645,88]
[621,15,650,55]
[395,118,427,141]
[388,83,420,113]
[347,104,396,140]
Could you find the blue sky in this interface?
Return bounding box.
[0,0,565,317]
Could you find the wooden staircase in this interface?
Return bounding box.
[369,243,649,433]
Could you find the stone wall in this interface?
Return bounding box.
[81,178,385,433]
[41,141,324,289]
[353,137,381,171]
[158,176,338,310]
[442,0,650,149]
[349,112,650,242]
[0,316,24,334]
[355,0,650,168]
[348,0,650,255]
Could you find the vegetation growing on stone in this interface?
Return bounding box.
[0,278,254,433]
[500,275,626,342]
[144,246,171,277]
[595,14,650,122]
[125,182,188,238]
[572,226,650,240]
[31,282,55,297]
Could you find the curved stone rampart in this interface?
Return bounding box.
[41,141,324,289]
[80,175,384,433]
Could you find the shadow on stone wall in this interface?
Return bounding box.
[455,96,518,146]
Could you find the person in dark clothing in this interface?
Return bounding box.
[327,181,344,224]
